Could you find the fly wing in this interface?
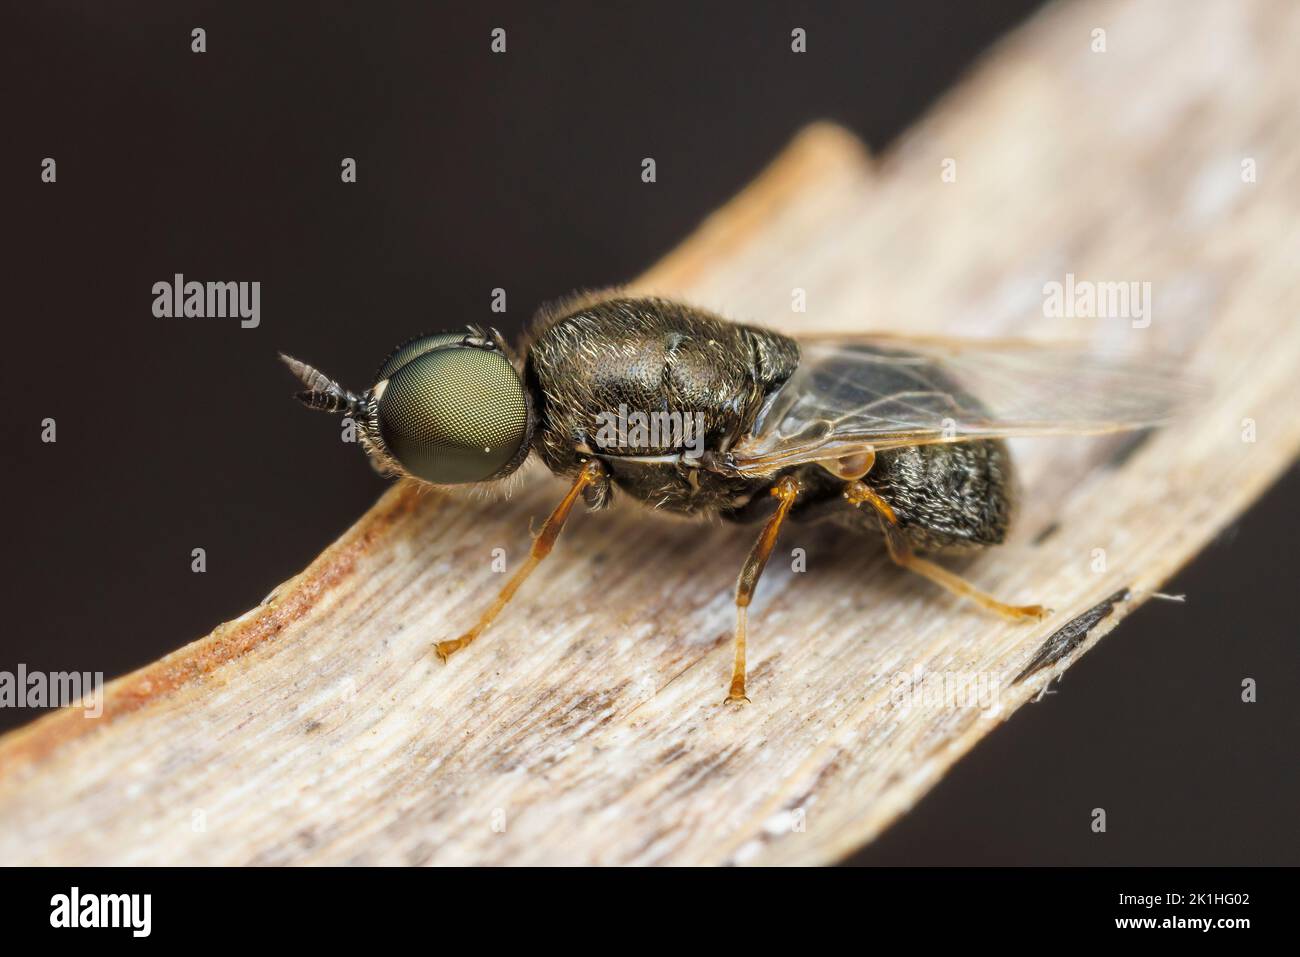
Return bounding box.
[721,335,1201,476]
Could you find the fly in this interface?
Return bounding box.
[281,291,1196,703]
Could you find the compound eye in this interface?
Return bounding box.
[374,332,468,382]
[375,347,530,485]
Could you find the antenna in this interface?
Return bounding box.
[278,353,363,415]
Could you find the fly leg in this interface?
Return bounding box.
[843,480,1047,621]
[435,459,607,663]
[726,475,802,704]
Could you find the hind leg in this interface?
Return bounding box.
[843,480,1047,621]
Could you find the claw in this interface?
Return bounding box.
[1011,604,1051,621]
[434,637,470,663]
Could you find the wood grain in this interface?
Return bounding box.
[3,0,1299,865]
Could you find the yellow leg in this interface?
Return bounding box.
[844,480,1047,621]
[727,475,801,703]
[435,460,606,662]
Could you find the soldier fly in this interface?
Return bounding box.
[281,292,1191,702]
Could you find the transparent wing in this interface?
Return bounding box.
[722,335,1202,476]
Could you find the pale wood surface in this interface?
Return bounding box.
[3,0,1299,865]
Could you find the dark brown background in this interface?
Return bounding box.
[3,1,1296,865]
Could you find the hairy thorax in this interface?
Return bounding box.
[522,294,799,514]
